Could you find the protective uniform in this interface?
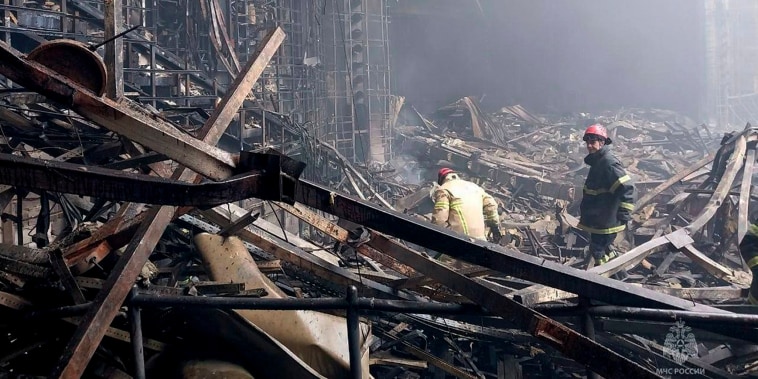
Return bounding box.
[578,124,634,264]
[431,169,499,241]
[739,221,758,304]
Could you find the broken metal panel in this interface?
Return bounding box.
[499,104,544,126]
[170,309,327,379]
[435,96,504,145]
[194,232,370,379]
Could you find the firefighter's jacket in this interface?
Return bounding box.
[431,174,499,240]
[739,221,758,303]
[740,222,758,272]
[578,145,634,235]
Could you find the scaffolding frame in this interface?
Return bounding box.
[705,0,758,127]
[322,0,391,164]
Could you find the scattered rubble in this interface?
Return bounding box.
[0,5,757,379]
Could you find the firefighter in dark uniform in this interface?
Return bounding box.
[739,221,758,304]
[578,124,634,266]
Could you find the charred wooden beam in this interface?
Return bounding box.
[686,134,747,233]
[103,0,123,99]
[634,152,715,210]
[0,242,48,264]
[0,254,50,278]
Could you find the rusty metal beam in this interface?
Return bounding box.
[294,179,725,313]
[49,28,286,378]
[390,265,495,290]
[0,41,235,180]
[103,0,123,99]
[362,231,659,378]
[200,27,284,145]
[50,206,175,378]
[194,210,422,302]
[49,248,86,304]
[317,141,394,209]
[273,202,417,277]
[0,152,272,207]
[60,28,287,268]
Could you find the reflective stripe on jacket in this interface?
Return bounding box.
[578,145,634,235]
[431,175,498,240]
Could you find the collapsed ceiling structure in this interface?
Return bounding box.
[0,1,757,379]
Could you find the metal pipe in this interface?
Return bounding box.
[89,24,140,51]
[25,295,485,320]
[129,294,485,315]
[346,286,361,379]
[589,305,758,325]
[15,190,22,245]
[28,296,758,328]
[580,298,600,379]
[129,287,145,379]
[26,302,93,318]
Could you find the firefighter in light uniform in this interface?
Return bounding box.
[739,221,758,304]
[578,124,634,266]
[431,168,500,241]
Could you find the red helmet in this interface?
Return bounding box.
[438,167,455,184]
[583,124,612,144]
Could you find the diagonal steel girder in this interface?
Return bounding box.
[278,197,660,377]
[294,179,726,314]
[0,40,235,181]
[0,152,286,207]
[47,28,286,379]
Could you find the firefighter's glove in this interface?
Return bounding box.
[486,221,502,242]
[617,210,631,223]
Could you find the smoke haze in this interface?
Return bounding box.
[390,0,704,118]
